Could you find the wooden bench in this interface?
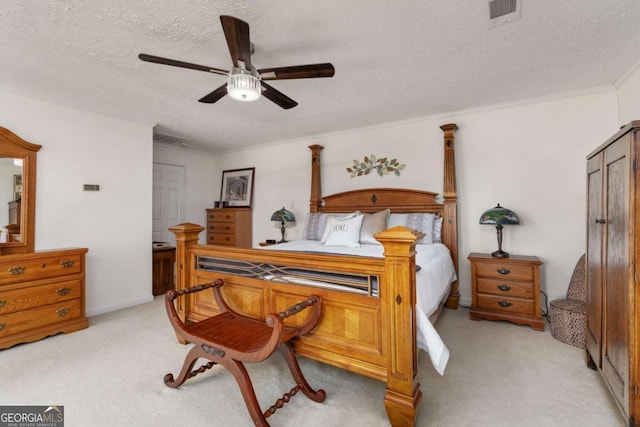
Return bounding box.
[164,279,325,426]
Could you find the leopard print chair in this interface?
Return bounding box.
[550,254,586,348]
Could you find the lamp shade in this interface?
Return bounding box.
[479,204,520,225]
[271,207,296,223]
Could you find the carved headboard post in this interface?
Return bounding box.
[309,145,324,213]
[440,123,460,309]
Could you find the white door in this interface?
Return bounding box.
[152,163,185,246]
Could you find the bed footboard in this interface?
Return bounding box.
[171,222,423,426]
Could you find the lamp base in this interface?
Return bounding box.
[491,249,510,258]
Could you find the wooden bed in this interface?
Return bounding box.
[169,123,459,426]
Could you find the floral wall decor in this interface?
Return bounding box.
[346,154,406,178]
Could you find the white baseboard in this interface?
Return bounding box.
[87,295,154,317]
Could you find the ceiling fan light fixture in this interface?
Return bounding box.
[227,71,261,102]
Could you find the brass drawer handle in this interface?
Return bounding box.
[8,266,25,275]
[56,287,72,296]
[60,260,74,268]
[497,268,510,275]
[56,307,71,316]
[0,323,5,331]
[498,301,512,307]
[497,284,511,292]
[0,300,6,308]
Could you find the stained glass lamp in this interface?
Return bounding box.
[271,207,296,243]
[479,203,520,258]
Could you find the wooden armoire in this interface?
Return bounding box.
[586,121,640,424]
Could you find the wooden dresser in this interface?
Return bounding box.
[0,248,89,349]
[468,252,544,331]
[206,208,252,247]
[585,121,640,423]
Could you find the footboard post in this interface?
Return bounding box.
[169,223,205,333]
[375,226,423,427]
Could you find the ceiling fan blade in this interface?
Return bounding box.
[261,82,298,109]
[198,84,228,104]
[258,63,335,80]
[220,15,252,71]
[138,53,228,76]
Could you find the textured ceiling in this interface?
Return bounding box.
[1,1,639,152]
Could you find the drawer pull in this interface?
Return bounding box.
[497,284,511,292]
[56,287,72,296]
[56,307,71,316]
[8,266,25,275]
[60,260,75,268]
[0,300,6,308]
[497,268,511,275]
[498,301,512,307]
[0,323,5,331]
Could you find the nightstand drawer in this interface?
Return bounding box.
[475,263,533,281]
[477,278,534,299]
[477,294,534,316]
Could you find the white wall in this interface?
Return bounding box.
[153,144,219,244]
[617,60,640,124]
[0,90,153,316]
[217,89,619,307]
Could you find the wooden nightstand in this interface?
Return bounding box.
[468,253,544,331]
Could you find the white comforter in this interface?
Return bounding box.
[260,240,456,375]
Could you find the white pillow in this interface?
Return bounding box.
[319,211,360,242]
[322,214,364,247]
[360,209,390,245]
[388,213,435,244]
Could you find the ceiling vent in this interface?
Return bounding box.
[488,0,521,27]
[153,129,190,147]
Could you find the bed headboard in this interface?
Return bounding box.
[307,124,460,309]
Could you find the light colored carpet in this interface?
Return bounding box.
[0,298,624,426]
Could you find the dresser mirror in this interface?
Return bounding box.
[0,127,41,254]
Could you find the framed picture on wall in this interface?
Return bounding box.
[220,167,255,207]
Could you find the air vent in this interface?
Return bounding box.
[488,0,521,27]
[153,130,190,147]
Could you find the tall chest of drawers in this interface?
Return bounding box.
[468,253,544,331]
[206,208,252,248]
[0,248,89,349]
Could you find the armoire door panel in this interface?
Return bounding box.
[586,153,603,365]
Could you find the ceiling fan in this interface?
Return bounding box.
[138,15,335,109]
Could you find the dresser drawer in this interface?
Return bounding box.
[208,223,235,233]
[207,234,236,246]
[0,279,82,315]
[0,253,83,285]
[475,262,534,281]
[477,294,534,316]
[0,299,82,338]
[207,211,235,223]
[477,278,534,299]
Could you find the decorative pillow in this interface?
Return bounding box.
[433,216,443,243]
[388,213,435,244]
[322,214,364,247]
[360,209,390,245]
[320,212,360,242]
[304,211,359,241]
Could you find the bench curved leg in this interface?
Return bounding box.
[164,346,210,388]
[279,342,326,402]
[225,358,270,427]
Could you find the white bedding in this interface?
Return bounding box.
[260,240,456,375]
